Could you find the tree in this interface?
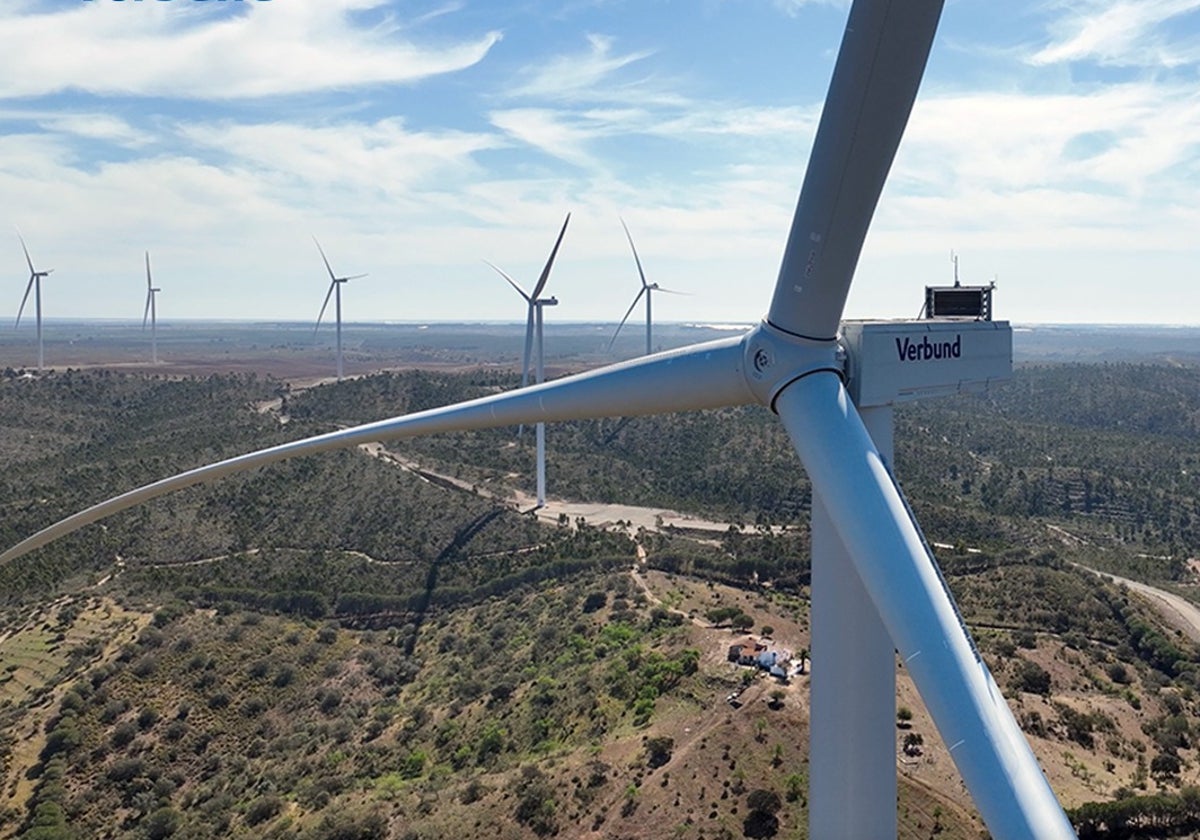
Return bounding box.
[744,789,782,839]
[760,625,775,637]
[246,795,283,826]
[896,706,913,728]
[746,789,782,814]
[903,732,924,756]
[1009,658,1052,696]
[645,736,674,769]
[784,773,805,803]
[514,770,558,836]
[142,807,181,840]
[582,591,607,613]
[731,612,755,632]
[24,802,72,840]
[706,606,741,626]
[1152,752,1182,781]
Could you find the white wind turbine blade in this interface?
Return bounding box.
[483,260,531,303]
[313,237,340,335]
[313,236,338,282]
[774,373,1075,838]
[17,231,37,277]
[769,0,942,341]
[619,218,650,292]
[530,213,570,301]
[143,252,153,328]
[607,287,645,351]
[15,230,39,328]
[15,276,34,329]
[313,281,337,333]
[483,260,536,390]
[0,336,751,565]
[615,217,652,354]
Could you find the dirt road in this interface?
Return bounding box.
[1079,565,1200,644]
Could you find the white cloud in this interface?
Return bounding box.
[649,105,818,139]
[771,0,848,16]
[898,84,1200,196]
[37,114,148,148]
[2,1,1198,326]
[1030,0,1200,67]
[506,32,686,109]
[0,1,501,99]
[178,118,500,191]
[510,33,653,99]
[489,108,603,168]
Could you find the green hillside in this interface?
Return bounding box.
[0,361,1198,839]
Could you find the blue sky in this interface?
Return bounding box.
[2,0,1199,326]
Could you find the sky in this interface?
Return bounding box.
[2,0,1199,327]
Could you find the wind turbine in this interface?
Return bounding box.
[0,2,1076,837]
[609,218,685,356]
[14,231,53,373]
[484,213,570,508]
[142,252,161,364]
[313,237,366,382]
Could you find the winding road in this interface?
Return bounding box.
[1077,565,1200,644]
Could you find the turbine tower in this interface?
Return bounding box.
[142,251,161,364]
[14,231,53,373]
[609,218,684,356]
[0,3,1076,836]
[313,237,366,382]
[484,213,570,508]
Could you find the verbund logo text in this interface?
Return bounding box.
[895,334,962,362]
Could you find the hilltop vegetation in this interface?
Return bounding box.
[0,360,1198,838]
[10,576,720,839]
[285,362,1199,573]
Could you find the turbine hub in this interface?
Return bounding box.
[740,320,844,411]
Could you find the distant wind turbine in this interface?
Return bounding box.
[14,231,53,374]
[313,237,367,382]
[484,213,570,508]
[142,252,162,364]
[609,218,686,356]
